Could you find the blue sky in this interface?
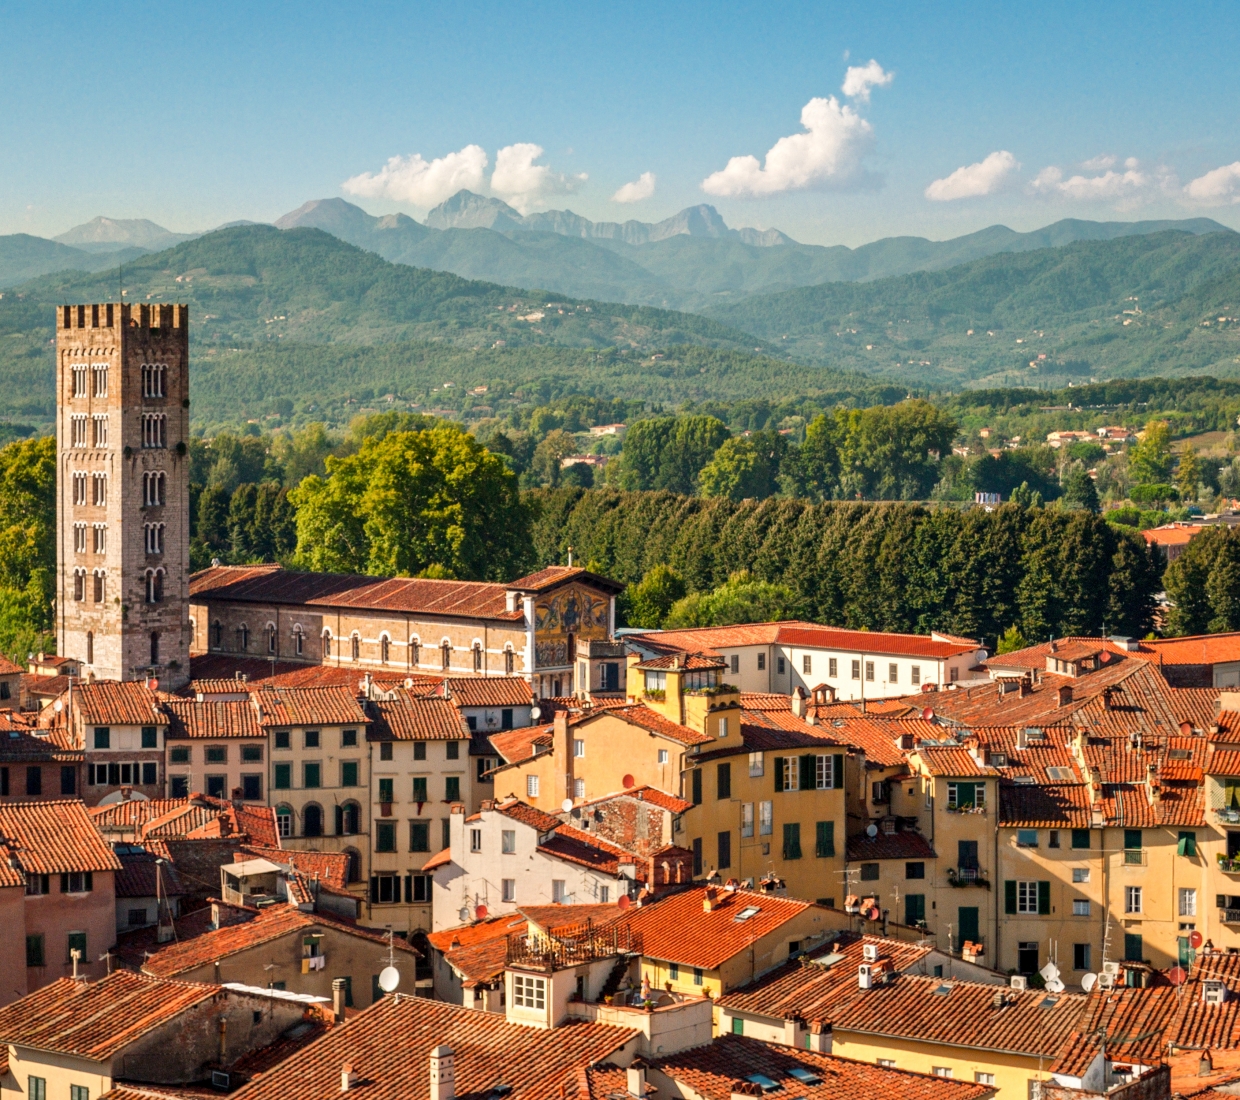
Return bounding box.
[3,0,1239,246]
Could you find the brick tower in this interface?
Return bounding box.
[56,303,191,690]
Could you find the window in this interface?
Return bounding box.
[67,931,87,963]
[205,745,226,763]
[1073,899,1090,916]
[889,663,898,683]
[445,776,461,801]
[273,764,291,789]
[1017,829,1038,848]
[141,726,158,749]
[72,365,88,398]
[142,471,164,507]
[61,767,76,795]
[142,362,165,398]
[92,523,106,554]
[1178,831,1198,857]
[573,778,585,799]
[876,1059,896,1069]
[691,768,702,805]
[865,661,875,682]
[851,659,860,680]
[502,878,516,902]
[860,863,879,881]
[370,874,400,904]
[446,741,460,760]
[93,727,110,749]
[412,776,428,802]
[303,804,323,837]
[276,806,292,837]
[1073,943,1092,971]
[72,471,87,504]
[693,967,704,986]
[375,822,396,852]
[777,656,786,675]
[470,828,482,853]
[502,829,516,854]
[1016,881,1043,914]
[527,775,540,798]
[411,741,425,761]
[741,803,754,838]
[552,880,567,903]
[718,830,731,869]
[25,934,44,967]
[1048,829,1060,849]
[816,821,835,858]
[757,653,766,671]
[1071,828,1090,849]
[25,766,41,796]
[573,738,585,758]
[1125,886,1142,914]
[294,628,304,655]
[658,749,669,765]
[342,761,359,787]
[975,1073,994,1086]
[1124,829,1142,865]
[144,569,163,604]
[947,782,985,811]
[274,730,291,749]
[513,975,545,1009]
[441,642,451,669]
[802,655,812,675]
[93,569,106,603]
[141,413,167,448]
[382,742,395,761]
[242,774,262,800]
[380,636,390,664]
[73,569,85,601]
[692,837,702,876]
[758,800,773,836]
[717,762,731,799]
[142,762,157,786]
[1180,888,1197,917]
[74,523,87,553]
[92,414,108,447]
[911,665,921,685]
[409,821,430,852]
[93,472,108,506]
[242,744,263,762]
[472,644,483,672]
[305,730,320,748]
[749,751,764,777]
[669,962,679,980]
[778,756,799,791]
[170,776,189,798]
[932,1067,952,1078]
[1125,933,1144,962]
[304,762,321,788]
[28,1079,46,1100]
[25,874,49,896]
[375,777,394,803]
[906,861,925,879]
[827,657,838,678]
[1073,867,1090,883]
[502,707,514,729]
[815,754,842,789]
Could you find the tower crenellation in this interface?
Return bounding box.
[56,301,191,689]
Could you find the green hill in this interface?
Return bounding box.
[0,234,147,288]
[715,230,1240,388]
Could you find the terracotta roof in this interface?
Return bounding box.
[632,652,726,671]
[493,798,562,833]
[983,636,1155,673]
[114,846,188,898]
[508,565,623,595]
[631,622,980,660]
[242,845,350,891]
[164,698,264,739]
[252,685,367,728]
[0,654,21,675]
[442,676,533,707]
[846,829,936,861]
[538,825,640,879]
[655,1035,993,1100]
[421,846,452,871]
[190,564,526,621]
[427,914,528,954]
[141,902,413,978]
[739,692,919,720]
[999,783,1093,827]
[223,994,636,1100]
[187,654,412,690]
[367,690,470,740]
[1168,952,1240,1050]
[1143,524,1200,547]
[1146,632,1240,667]
[0,724,83,762]
[622,886,816,970]
[73,680,169,727]
[90,797,193,831]
[914,745,993,776]
[0,799,122,873]
[718,932,931,1021]
[427,913,530,985]
[0,972,216,1059]
[22,673,71,699]
[573,785,693,815]
[579,704,712,746]
[517,903,626,931]
[489,723,553,764]
[1050,985,1179,1076]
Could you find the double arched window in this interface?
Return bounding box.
[144,569,164,604]
[336,801,360,836]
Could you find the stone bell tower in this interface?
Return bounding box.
[56,303,191,689]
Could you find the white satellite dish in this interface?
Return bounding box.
[1080,973,1098,993]
[865,823,878,838]
[530,706,541,721]
[1039,962,1060,983]
[1045,978,1065,994]
[561,798,575,813]
[378,966,400,993]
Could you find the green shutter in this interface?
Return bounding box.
[816,820,835,858]
[1038,881,1051,915]
[832,754,844,790]
[1004,880,1017,914]
[799,754,814,791]
[773,757,786,793]
[1124,829,1142,851]
[691,768,702,805]
[905,894,925,926]
[1178,831,1197,857]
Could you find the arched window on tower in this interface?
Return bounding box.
[441,641,452,670]
[473,643,483,673]
[267,624,277,654]
[409,639,420,668]
[212,621,223,649]
[504,646,515,675]
[293,626,304,656]
[351,633,360,661]
[322,631,332,659]
[380,635,390,664]
[237,624,249,652]
[93,570,106,603]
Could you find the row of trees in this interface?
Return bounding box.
[529,488,1162,642]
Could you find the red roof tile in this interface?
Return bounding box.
[441,676,533,707]
[73,680,169,727]
[0,799,122,873]
[580,704,713,747]
[489,724,553,764]
[574,785,693,815]
[632,652,726,671]
[846,829,936,861]
[115,847,188,898]
[367,690,470,740]
[164,698,264,740]
[508,565,622,594]
[493,798,561,833]
[914,745,993,776]
[631,622,979,660]
[252,685,368,728]
[999,783,1093,827]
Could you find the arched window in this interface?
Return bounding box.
[302,803,324,837]
[441,641,451,670]
[335,801,360,836]
[93,570,106,603]
[380,635,390,664]
[267,624,277,654]
[322,631,332,658]
[85,631,94,665]
[293,626,304,656]
[472,643,483,673]
[351,633,360,661]
[237,624,249,652]
[212,620,223,649]
[73,569,86,602]
[150,632,160,665]
[342,847,362,884]
[409,638,420,668]
[275,805,292,838]
[145,569,163,604]
[504,646,515,675]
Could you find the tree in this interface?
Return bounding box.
[621,564,687,629]
[1010,481,1043,509]
[290,424,531,581]
[1176,446,1201,503]
[664,570,796,628]
[1129,419,1173,485]
[530,430,579,488]
[794,413,842,500]
[0,436,55,661]
[613,415,729,494]
[698,433,786,501]
[996,625,1027,654]
[1163,526,1223,635]
[1061,467,1100,513]
[1106,530,1159,639]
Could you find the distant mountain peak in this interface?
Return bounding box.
[424,191,524,231]
[54,216,191,252]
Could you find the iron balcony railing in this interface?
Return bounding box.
[1221,908,1240,925]
[506,919,642,972]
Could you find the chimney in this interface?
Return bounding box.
[626,1058,648,1097]
[1200,1050,1213,1076]
[429,1046,455,1100]
[332,977,348,1023]
[340,1063,358,1092]
[218,1017,227,1065]
[791,687,806,718]
[505,590,518,613]
[703,886,720,912]
[1056,685,1073,707]
[1102,687,1114,711]
[552,709,572,804]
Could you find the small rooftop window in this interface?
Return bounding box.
[1168,748,1192,760]
[1014,776,1036,786]
[745,1074,781,1092]
[1023,727,1045,740]
[932,983,953,995]
[1040,995,1059,1009]
[1046,767,1074,781]
[734,905,761,922]
[787,1068,821,1085]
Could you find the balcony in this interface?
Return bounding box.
[1216,807,1240,825]
[506,920,642,972]
[1123,849,1146,866]
[1219,856,1240,874]
[946,866,991,889]
[945,804,987,815]
[1221,908,1240,925]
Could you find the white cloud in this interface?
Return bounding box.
[342,145,488,207]
[925,150,1019,201]
[611,172,656,203]
[1184,162,1240,205]
[490,143,586,213]
[701,96,874,197]
[1080,154,1117,171]
[841,59,894,102]
[1029,162,1150,200]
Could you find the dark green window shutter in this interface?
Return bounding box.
[783,822,802,860]
[1124,829,1142,851]
[1004,880,1017,914]
[799,754,814,791]
[717,763,731,800]
[1071,828,1090,850]
[732,1015,744,1035]
[1178,831,1197,857]
[816,820,835,858]
[832,754,844,790]
[1124,933,1143,962]
[905,894,925,926]
[1038,881,1051,915]
[773,757,786,793]
[691,769,702,805]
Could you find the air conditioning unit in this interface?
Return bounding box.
[862,943,879,963]
[1097,972,1115,990]
[1009,975,1027,992]
[1102,961,1121,978]
[858,964,874,989]
[1204,980,1228,1006]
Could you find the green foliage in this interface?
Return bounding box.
[289,424,531,581]
[1176,446,1201,502]
[1164,526,1235,635]
[698,432,787,501]
[1009,482,1043,509]
[612,415,730,494]
[1129,420,1173,484]
[664,571,797,628]
[1066,440,1106,465]
[1061,468,1101,513]
[1129,483,1178,504]
[529,430,579,488]
[995,625,1027,654]
[969,447,1059,502]
[0,436,55,661]
[619,564,687,629]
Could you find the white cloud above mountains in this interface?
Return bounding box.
[342,142,583,213]
[1184,161,1240,206]
[841,59,894,103]
[611,172,656,203]
[925,150,1018,201]
[1029,157,1156,203]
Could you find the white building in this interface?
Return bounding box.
[624,622,987,701]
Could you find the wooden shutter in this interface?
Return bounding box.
[832,754,844,790]
[773,757,786,792]
[1004,880,1017,914]
[816,820,835,857]
[691,769,702,805]
[799,754,815,791]
[1038,881,1051,915]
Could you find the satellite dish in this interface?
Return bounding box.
[1080,973,1098,993]
[1040,962,1060,983]
[616,894,631,911]
[1046,978,1065,993]
[1190,930,1204,949]
[561,798,575,813]
[922,707,934,720]
[53,700,63,712]
[1167,966,1188,987]
[622,774,635,789]
[146,677,159,691]
[378,966,400,993]
[866,906,881,922]
[474,904,488,921]
[530,706,541,721]
[866,823,878,838]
